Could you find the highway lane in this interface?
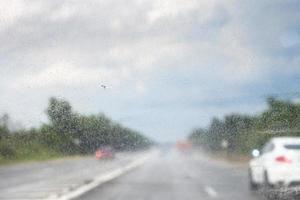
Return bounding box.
[1,149,299,200]
[77,150,263,200]
[0,151,148,200]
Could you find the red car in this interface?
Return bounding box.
[95,146,115,159]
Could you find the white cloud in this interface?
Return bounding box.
[147,0,217,24]
[0,0,26,29]
[135,81,147,94]
[217,22,263,82]
[12,61,133,89]
[49,4,78,22]
[0,0,46,30]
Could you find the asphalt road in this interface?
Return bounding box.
[0,151,147,200]
[76,149,263,200]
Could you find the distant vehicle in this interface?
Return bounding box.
[175,140,192,152]
[95,146,115,160]
[249,137,300,190]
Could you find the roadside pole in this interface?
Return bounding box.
[221,139,228,158]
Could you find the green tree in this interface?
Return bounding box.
[47,97,75,134]
[0,114,9,141]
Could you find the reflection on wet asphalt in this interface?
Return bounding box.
[77,150,263,200]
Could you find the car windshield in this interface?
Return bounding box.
[0,1,300,200]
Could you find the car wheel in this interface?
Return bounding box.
[263,171,272,189]
[249,169,259,191]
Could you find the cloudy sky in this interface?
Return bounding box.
[1,0,300,141]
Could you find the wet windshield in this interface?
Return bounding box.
[0,1,300,200]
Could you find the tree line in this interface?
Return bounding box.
[188,97,300,154]
[0,97,152,161]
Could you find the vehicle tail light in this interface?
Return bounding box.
[275,156,292,164]
[95,150,102,159]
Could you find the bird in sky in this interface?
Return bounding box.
[100,84,107,89]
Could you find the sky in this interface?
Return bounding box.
[0,0,300,142]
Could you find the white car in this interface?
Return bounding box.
[249,137,300,190]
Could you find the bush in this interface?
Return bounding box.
[0,143,16,159]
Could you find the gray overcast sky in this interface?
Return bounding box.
[1,0,300,142]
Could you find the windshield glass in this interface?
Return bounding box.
[0,1,300,200]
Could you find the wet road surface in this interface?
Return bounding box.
[0,152,146,200]
[77,150,262,200]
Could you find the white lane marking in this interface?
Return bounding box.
[204,186,218,198]
[45,154,151,200]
